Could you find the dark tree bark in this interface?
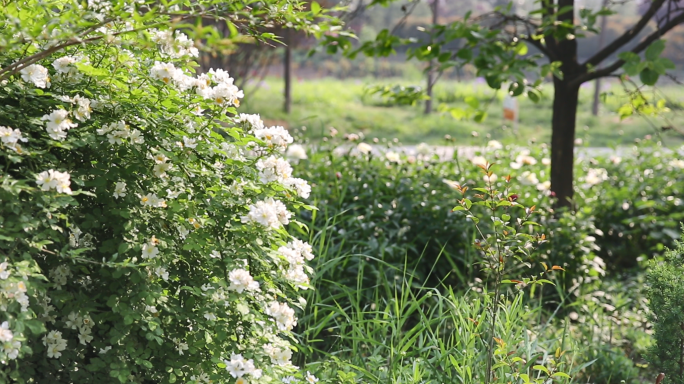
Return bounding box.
[551,81,580,207]
[548,0,582,208]
[545,0,684,208]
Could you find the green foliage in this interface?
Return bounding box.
[646,227,684,384]
[290,136,684,294]
[242,77,684,147]
[0,0,338,382]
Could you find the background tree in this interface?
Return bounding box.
[346,0,684,207]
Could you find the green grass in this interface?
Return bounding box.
[241,77,684,146]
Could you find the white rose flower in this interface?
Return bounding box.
[357,142,372,154]
[471,156,487,167]
[519,171,539,185]
[385,151,400,163]
[42,109,77,141]
[20,64,50,88]
[227,269,260,293]
[0,321,13,342]
[36,169,72,194]
[113,181,127,198]
[286,144,308,160]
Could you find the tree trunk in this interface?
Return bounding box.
[424,0,438,115]
[550,80,580,208]
[283,29,292,114]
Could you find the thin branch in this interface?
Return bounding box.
[572,10,684,87]
[390,0,421,36]
[583,0,667,68]
[484,12,556,60]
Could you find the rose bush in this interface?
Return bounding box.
[0,1,329,383]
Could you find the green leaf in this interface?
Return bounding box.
[552,372,571,379]
[640,68,659,86]
[464,96,480,109]
[456,48,472,61]
[474,111,487,123]
[533,365,550,375]
[617,51,640,63]
[311,1,321,15]
[618,104,633,119]
[515,42,528,56]
[527,90,540,103]
[645,39,666,61]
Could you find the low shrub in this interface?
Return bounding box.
[646,227,684,384]
[0,1,326,382]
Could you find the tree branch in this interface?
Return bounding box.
[572,10,684,87]
[525,36,556,60]
[582,0,667,68]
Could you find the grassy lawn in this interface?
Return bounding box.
[241,76,684,146]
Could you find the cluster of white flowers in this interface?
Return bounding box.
[42,109,77,141]
[286,144,308,161]
[278,240,315,289]
[487,140,504,150]
[670,159,684,169]
[536,180,551,192]
[385,151,400,163]
[5,19,317,379]
[253,126,293,151]
[283,178,311,199]
[151,30,199,58]
[140,193,166,207]
[20,64,50,88]
[172,337,189,355]
[227,268,260,293]
[150,64,244,107]
[357,142,372,155]
[151,152,173,178]
[584,168,609,186]
[224,353,263,379]
[241,198,292,230]
[0,125,27,153]
[416,142,432,156]
[519,171,539,186]
[57,94,91,121]
[0,267,29,314]
[257,156,293,183]
[0,263,9,280]
[63,312,94,345]
[263,343,294,366]
[96,120,144,145]
[52,56,83,80]
[442,179,461,191]
[0,322,13,343]
[49,265,72,290]
[264,301,297,331]
[471,155,487,167]
[0,321,20,360]
[236,113,265,132]
[42,330,68,358]
[36,169,72,194]
[510,149,537,169]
